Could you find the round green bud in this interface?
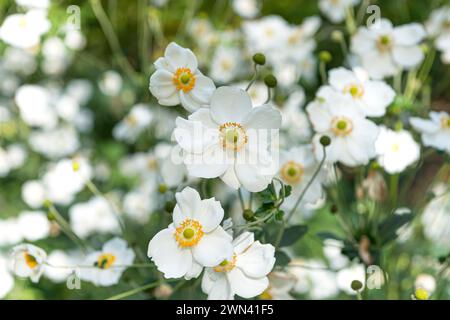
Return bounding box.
[252,53,266,65]
[319,51,332,63]
[351,280,363,291]
[331,30,343,42]
[243,209,255,221]
[47,211,56,221]
[320,135,331,147]
[158,184,168,194]
[164,201,175,213]
[330,204,338,214]
[264,74,277,88]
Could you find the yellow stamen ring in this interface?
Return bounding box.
[173,67,196,92]
[96,253,116,269]
[280,161,304,185]
[219,122,248,151]
[24,252,38,269]
[331,116,353,136]
[174,219,204,248]
[213,254,237,273]
[344,83,365,99]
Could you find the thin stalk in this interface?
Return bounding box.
[106,279,178,300]
[245,64,258,91]
[389,173,399,207]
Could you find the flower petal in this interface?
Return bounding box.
[175,187,202,221]
[392,45,424,69]
[210,86,252,124]
[228,267,269,299]
[147,227,192,278]
[393,23,426,46]
[235,241,275,278]
[164,42,198,71]
[194,197,224,233]
[192,227,233,267]
[242,105,282,130]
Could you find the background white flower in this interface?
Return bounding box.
[201,232,275,300]
[375,127,420,174]
[410,111,450,154]
[9,244,47,283]
[174,86,281,192]
[351,19,426,79]
[149,42,216,112]
[148,187,233,279]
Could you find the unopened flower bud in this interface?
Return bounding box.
[252,53,266,65]
[415,288,429,300]
[47,211,56,221]
[319,51,332,63]
[351,280,363,291]
[264,74,277,88]
[164,201,175,213]
[158,184,168,194]
[331,30,343,42]
[154,284,173,299]
[243,209,255,221]
[320,135,331,147]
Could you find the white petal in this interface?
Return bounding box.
[174,187,202,223]
[393,23,426,46]
[194,197,224,233]
[220,166,241,190]
[158,91,180,106]
[392,45,424,69]
[164,42,198,71]
[189,75,216,104]
[210,86,252,124]
[174,117,218,154]
[232,231,254,255]
[235,241,275,278]
[329,67,358,91]
[242,105,282,130]
[361,51,398,79]
[228,267,269,298]
[410,117,439,134]
[202,268,233,300]
[192,228,233,267]
[306,100,332,132]
[147,227,192,278]
[188,108,218,128]
[362,80,395,117]
[184,144,229,178]
[184,260,203,280]
[154,57,173,72]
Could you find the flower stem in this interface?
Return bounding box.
[106,279,178,300]
[389,173,399,207]
[246,64,259,91]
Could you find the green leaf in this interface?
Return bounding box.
[280,225,308,247]
[378,212,413,245]
[316,232,343,241]
[275,250,291,267]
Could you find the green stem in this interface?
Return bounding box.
[47,204,88,252]
[245,64,259,91]
[390,173,399,207]
[238,188,246,211]
[106,279,178,300]
[90,0,140,85]
[286,146,327,222]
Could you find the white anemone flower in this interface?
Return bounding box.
[80,238,135,287]
[319,0,360,23]
[149,42,216,112]
[324,67,395,117]
[260,271,296,300]
[209,46,242,84]
[410,111,450,154]
[201,232,275,300]
[307,91,379,167]
[375,127,420,174]
[9,244,47,283]
[426,7,450,64]
[0,10,50,49]
[112,104,153,143]
[148,187,233,279]
[278,145,325,211]
[232,0,260,19]
[174,86,282,192]
[0,256,14,299]
[351,19,426,79]
[336,264,366,295]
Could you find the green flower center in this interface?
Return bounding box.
[183,228,195,239]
